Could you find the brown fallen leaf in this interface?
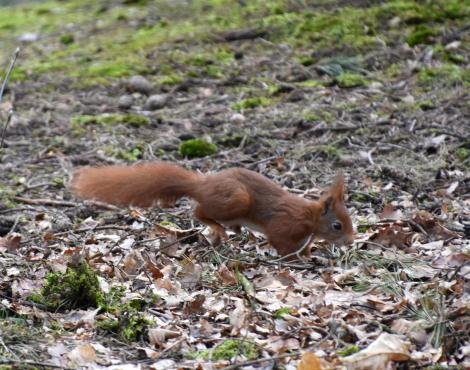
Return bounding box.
[67,343,96,366]
[121,250,144,275]
[218,263,237,284]
[265,336,300,353]
[341,332,411,369]
[433,251,470,270]
[148,328,181,347]
[155,278,176,293]
[380,204,403,220]
[183,294,206,316]
[199,318,215,335]
[146,260,164,280]
[297,352,322,370]
[391,318,427,346]
[43,231,56,242]
[370,223,414,249]
[277,270,298,286]
[178,260,202,289]
[230,299,248,335]
[0,233,21,253]
[412,210,459,240]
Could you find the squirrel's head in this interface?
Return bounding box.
[314,174,354,245]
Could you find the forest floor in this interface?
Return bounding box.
[0,0,469,369]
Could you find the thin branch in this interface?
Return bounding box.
[0,48,20,150]
[0,109,12,149]
[13,196,120,210]
[0,47,20,104]
[0,358,73,369]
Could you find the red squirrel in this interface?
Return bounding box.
[71,162,354,256]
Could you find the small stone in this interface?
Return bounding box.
[144,94,168,110]
[368,81,383,90]
[199,88,213,97]
[18,32,39,43]
[230,113,246,125]
[51,213,73,233]
[56,103,72,113]
[445,41,461,50]
[388,16,401,27]
[285,89,304,102]
[118,95,134,109]
[402,94,415,105]
[127,75,153,95]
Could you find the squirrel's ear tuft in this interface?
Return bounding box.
[321,196,333,215]
[329,173,345,201]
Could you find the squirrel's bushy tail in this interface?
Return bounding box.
[71,162,202,207]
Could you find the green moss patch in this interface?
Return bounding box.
[406,25,437,46]
[232,97,272,111]
[59,33,74,45]
[30,262,103,311]
[316,144,344,158]
[298,79,325,88]
[179,138,218,158]
[97,286,155,342]
[86,61,141,78]
[186,339,258,361]
[0,184,18,209]
[336,73,368,88]
[108,143,145,162]
[157,73,184,86]
[98,313,153,342]
[455,147,469,161]
[212,339,257,360]
[337,344,360,357]
[71,113,150,128]
[274,307,292,319]
[417,64,468,89]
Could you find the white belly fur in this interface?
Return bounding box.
[219,219,265,234]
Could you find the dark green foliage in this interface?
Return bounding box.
[406,25,436,46]
[232,97,271,111]
[71,113,150,127]
[59,33,74,45]
[30,262,104,311]
[179,138,218,158]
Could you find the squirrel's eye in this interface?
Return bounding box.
[332,221,342,231]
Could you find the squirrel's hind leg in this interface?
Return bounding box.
[195,205,228,246]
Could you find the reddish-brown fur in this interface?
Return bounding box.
[71,162,354,256]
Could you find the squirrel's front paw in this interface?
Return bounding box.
[207,227,228,246]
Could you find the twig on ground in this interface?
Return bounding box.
[0,358,72,369]
[0,48,20,104]
[13,196,120,210]
[6,215,20,235]
[218,27,267,42]
[0,110,12,149]
[20,225,134,244]
[0,48,20,150]
[0,207,35,214]
[61,225,133,236]
[13,197,80,207]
